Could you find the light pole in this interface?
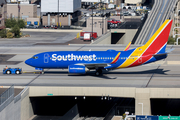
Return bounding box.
[90,5,95,43]
[176,37,180,45]
[173,27,180,45]
[57,0,59,27]
[138,103,143,115]
[173,27,180,38]
[92,8,93,43]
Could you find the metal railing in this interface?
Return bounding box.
[0,85,14,106]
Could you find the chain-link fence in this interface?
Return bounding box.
[0,85,14,105]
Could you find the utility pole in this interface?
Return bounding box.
[57,0,59,27]
[101,0,103,35]
[18,0,20,21]
[92,8,93,42]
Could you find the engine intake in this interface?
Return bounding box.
[68,65,88,74]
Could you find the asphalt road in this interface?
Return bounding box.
[0,44,179,88]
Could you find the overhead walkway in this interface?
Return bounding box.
[135,0,178,44]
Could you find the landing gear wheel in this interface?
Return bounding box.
[16,70,20,74]
[6,70,11,74]
[95,69,102,76]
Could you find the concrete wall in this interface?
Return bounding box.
[92,31,111,44]
[7,4,37,18]
[83,17,107,37]
[43,15,72,26]
[111,29,138,45]
[93,29,137,45]
[21,87,34,120]
[0,87,31,120]
[60,104,79,120]
[26,18,40,25]
[0,96,15,120]
[29,87,180,115]
[125,0,146,4]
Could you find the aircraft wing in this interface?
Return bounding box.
[76,63,108,69]
[74,52,121,69]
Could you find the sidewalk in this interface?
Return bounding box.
[21,28,82,33]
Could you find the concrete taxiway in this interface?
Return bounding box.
[0,44,179,88]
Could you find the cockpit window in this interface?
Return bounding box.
[32,56,38,59]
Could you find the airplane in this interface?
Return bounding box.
[25,19,173,76]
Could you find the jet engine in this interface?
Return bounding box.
[68,65,89,74]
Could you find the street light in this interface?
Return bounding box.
[57,0,59,27]
[138,103,143,115]
[89,5,96,43]
[173,27,180,38]
[172,27,180,45]
[176,37,180,45]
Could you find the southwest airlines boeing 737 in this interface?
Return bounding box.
[25,19,173,76]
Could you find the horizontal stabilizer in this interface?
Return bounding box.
[165,48,174,53]
[153,53,167,57]
[153,48,174,57]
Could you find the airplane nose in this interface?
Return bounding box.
[25,58,32,66]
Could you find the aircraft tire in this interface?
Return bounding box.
[95,69,102,76]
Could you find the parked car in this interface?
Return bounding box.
[26,24,38,29]
[51,25,58,29]
[43,25,50,29]
[107,18,121,24]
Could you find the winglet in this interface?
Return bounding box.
[124,42,131,51]
[111,52,121,64]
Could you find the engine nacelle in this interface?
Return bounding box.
[68,65,88,74]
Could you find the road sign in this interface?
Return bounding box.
[159,116,180,120]
[136,115,158,120]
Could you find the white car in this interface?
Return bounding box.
[26,24,38,29]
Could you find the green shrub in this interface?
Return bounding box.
[6,31,14,38]
[5,18,17,28]
[11,24,20,38]
[168,36,175,45]
[5,18,25,28]
[0,29,7,38]
[18,19,26,28]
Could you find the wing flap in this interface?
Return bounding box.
[75,63,108,69]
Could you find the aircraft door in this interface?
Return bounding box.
[44,53,49,63]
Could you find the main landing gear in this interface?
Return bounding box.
[95,69,102,76]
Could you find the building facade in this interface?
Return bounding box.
[41,0,81,13]
[7,4,37,19]
[41,0,81,26]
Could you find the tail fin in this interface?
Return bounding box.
[142,19,173,54]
